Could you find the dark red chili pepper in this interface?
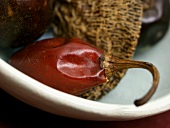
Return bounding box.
[9,38,160,106]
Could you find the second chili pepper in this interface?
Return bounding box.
[9,38,160,106]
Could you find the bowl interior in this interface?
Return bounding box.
[0,21,170,120]
[0,26,170,105]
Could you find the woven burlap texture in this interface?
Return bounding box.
[53,0,143,100]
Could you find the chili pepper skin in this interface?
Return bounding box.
[9,38,160,106]
[9,38,107,95]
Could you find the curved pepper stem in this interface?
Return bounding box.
[100,54,160,106]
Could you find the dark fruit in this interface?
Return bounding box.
[138,0,170,47]
[0,0,54,48]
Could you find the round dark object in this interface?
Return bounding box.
[0,0,54,48]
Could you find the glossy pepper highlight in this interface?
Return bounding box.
[9,38,160,106]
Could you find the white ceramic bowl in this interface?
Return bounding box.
[0,23,170,121]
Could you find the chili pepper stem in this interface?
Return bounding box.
[100,54,160,106]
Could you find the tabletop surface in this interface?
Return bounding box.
[0,89,170,128]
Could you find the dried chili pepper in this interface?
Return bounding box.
[52,0,143,100]
[9,38,160,106]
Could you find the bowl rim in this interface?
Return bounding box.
[0,58,170,121]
